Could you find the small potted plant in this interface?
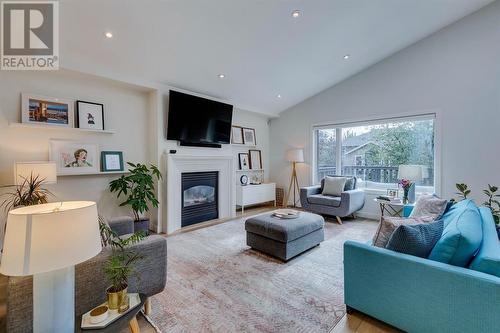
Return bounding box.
[109,162,162,233]
[0,173,53,211]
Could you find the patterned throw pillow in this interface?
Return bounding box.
[372,216,430,248]
[386,219,444,258]
[410,195,447,220]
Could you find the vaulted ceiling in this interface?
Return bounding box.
[59,0,494,115]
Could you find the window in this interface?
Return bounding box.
[314,115,435,192]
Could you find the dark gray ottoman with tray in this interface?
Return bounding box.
[245,211,325,261]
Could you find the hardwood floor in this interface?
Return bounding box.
[330,312,402,333]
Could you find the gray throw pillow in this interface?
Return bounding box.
[372,216,432,248]
[410,195,447,220]
[322,176,347,196]
[386,219,444,258]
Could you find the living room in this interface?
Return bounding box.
[0,1,499,332]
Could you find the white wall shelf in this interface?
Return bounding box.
[9,122,116,134]
[236,169,264,172]
[58,171,128,177]
[231,143,257,148]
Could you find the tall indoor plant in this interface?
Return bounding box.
[109,162,162,233]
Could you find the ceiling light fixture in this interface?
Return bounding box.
[277,94,282,99]
[343,54,350,60]
[292,10,300,18]
[218,74,226,79]
[105,32,113,38]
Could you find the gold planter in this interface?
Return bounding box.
[106,284,128,310]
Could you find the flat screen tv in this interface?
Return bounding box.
[166,90,233,147]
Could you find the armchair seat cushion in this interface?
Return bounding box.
[307,194,341,207]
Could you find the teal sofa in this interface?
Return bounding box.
[344,203,500,333]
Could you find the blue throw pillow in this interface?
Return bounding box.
[386,219,444,258]
[469,207,500,278]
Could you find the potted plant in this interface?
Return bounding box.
[109,162,162,233]
[100,221,145,311]
[0,173,53,211]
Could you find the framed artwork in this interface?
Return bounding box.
[242,128,256,146]
[387,188,399,197]
[76,100,105,130]
[238,153,250,170]
[101,151,124,172]
[49,140,99,175]
[22,93,74,127]
[231,126,244,144]
[249,149,262,170]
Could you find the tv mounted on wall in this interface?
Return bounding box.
[166,90,233,148]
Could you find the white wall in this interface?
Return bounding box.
[0,69,154,235]
[269,1,500,216]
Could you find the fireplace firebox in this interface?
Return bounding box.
[181,171,218,227]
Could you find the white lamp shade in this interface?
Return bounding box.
[286,149,304,163]
[0,201,102,276]
[14,161,57,185]
[397,165,423,181]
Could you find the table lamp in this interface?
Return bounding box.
[397,165,423,203]
[14,161,57,185]
[285,149,304,207]
[0,201,101,333]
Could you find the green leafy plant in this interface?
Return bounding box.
[100,220,145,292]
[0,173,53,212]
[109,163,162,221]
[455,183,471,200]
[454,183,500,225]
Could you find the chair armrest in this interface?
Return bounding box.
[108,216,134,236]
[340,189,365,212]
[344,241,500,332]
[300,185,321,197]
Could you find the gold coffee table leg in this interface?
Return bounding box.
[129,316,140,333]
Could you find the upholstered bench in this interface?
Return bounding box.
[245,212,325,261]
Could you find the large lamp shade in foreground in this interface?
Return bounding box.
[0,201,101,332]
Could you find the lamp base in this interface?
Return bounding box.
[33,266,75,333]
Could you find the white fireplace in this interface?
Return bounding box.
[164,154,236,234]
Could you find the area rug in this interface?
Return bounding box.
[149,214,378,333]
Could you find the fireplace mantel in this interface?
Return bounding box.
[164,154,236,234]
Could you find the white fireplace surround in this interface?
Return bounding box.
[165,154,236,234]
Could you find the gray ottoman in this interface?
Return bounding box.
[245,212,325,261]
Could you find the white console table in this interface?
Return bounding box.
[236,183,276,213]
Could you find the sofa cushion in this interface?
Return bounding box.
[322,176,347,196]
[307,194,341,207]
[386,219,444,258]
[428,199,482,267]
[372,216,430,248]
[321,176,356,192]
[469,207,500,278]
[409,195,447,220]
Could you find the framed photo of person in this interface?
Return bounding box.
[21,93,74,128]
[238,153,250,170]
[76,100,105,130]
[242,127,256,146]
[49,140,99,175]
[249,149,262,170]
[101,151,124,172]
[231,126,244,144]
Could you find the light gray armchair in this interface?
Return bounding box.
[300,176,365,224]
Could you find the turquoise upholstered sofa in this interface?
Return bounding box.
[344,201,500,333]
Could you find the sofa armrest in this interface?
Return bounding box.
[344,241,500,332]
[340,189,365,212]
[108,216,134,236]
[300,185,322,208]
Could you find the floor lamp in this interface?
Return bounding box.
[285,148,304,207]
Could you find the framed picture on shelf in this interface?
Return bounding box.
[101,151,124,172]
[76,100,105,130]
[249,149,262,170]
[242,127,256,146]
[49,140,99,175]
[231,126,244,144]
[387,188,399,197]
[238,153,250,170]
[21,93,74,127]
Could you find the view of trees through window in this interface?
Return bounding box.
[315,118,435,187]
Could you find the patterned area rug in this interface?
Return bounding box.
[149,214,378,333]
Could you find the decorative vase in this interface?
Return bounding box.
[402,187,409,204]
[106,284,128,310]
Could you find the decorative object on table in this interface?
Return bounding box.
[284,148,304,207]
[109,162,162,233]
[242,127,256,146]
[249,149,262,170]
[397,164,423,204]
[76,100,105,130]
[272,209,300,219]
[231,126,244,144]
[21,93,74,127]
[89,305,109,324]
[101,151,124,172]
[387,188,398,197]
[238,153,250,170]
[0,201,101,333]
[49,139,99,175]
[276,187,284,207]
[240,174,249,185]
[80,293,142,329]
[1,162,57,212]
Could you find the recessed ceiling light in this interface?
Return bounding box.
[292,10,300,18]
[277,94,282,99]
[218,74,226,79]
[343,54,350,60]
[105,32,113,38]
